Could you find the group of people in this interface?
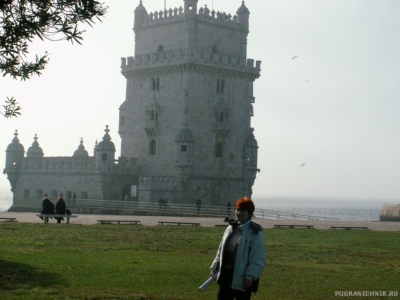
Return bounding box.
[40,194,70,223]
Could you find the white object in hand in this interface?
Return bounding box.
[199,277,214,291]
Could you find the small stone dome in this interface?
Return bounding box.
[26,134,44,157]
[97,125,116,152]
[245,133,258,148]
[134,0,147,13]
[73,138,89,157]
[237,1,250,15]
[175,128,194,142]
[6,130,25,152]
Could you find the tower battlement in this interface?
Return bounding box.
[121,48,261,77]
[18,156,96,172]
[140,6,242,30]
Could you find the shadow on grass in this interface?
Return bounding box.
[0,259,64,291]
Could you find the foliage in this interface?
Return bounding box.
[1,96,21,118]
[0,0,108,117]
[0,223,399,299]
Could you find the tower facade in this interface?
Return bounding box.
[119,0,261,205]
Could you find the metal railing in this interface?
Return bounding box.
[67,198,338,221]
[254,209,338,221]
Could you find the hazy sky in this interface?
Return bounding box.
[1,0,399,202]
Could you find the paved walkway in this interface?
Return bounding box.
[1,212,399,231]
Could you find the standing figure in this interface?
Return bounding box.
[55,197,66,224]
[210,197,266,300]
[196,196,202,214]
[159,197,164,211]
[226,200,232,215]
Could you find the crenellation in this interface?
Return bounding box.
[247,59,254,69]
[140,5,240,30]
[19,156,99,172]
[121,48,261,77]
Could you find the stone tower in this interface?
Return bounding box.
[119,0,261,205]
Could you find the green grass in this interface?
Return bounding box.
[0,223,399,300]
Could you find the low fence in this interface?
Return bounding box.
[254,209,338,221]
[67,198,338,221]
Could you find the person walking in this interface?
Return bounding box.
[210,196,266,300]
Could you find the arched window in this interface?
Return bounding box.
[102,153,108,161]
[149,140,156,155]
[151,78,156,91]
[216,79,220,93]
[215,142,222,158]
[156,77,160,90]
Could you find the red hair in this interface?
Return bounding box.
[234,196,255,216]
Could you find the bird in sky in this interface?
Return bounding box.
[300,163,306,167]
[292,56,297,60]
[305,80,310,83]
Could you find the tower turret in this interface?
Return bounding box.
[26,134,44,158]
[236,1,250,29]
[243,132,259,188]
[4,130,25,193]
[5,130,25,169]
[134,0,148,30]
[73,138,89,157]
[96,125,116,171]
[184,0,198,16]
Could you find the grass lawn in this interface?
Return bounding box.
[0,222,399,300]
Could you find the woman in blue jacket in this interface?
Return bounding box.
[210,197,266,300]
